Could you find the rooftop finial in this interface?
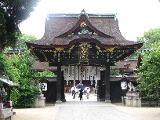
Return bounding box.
[81,9,86,14]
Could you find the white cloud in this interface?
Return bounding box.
[20,0,160,40]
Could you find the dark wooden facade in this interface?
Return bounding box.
[26,10,142,103]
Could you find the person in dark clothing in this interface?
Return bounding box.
[71,86,77,99]
[79,88,83,100]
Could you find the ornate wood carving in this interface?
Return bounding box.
[79,43,91,63]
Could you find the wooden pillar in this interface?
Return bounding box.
[97,71,105,101]
[61,71,66,102]
[97,80,100,101]
[56,64,62,103]
[104,65,111,102]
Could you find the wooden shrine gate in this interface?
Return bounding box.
[26,10,142,103]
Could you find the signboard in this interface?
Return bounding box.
[121,81,127,90]
[41,83,47,91]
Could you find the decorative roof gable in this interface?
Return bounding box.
[56,10,113,38]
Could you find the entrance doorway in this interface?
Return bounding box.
[62,65,103,101]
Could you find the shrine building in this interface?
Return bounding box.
[26,10,143,103]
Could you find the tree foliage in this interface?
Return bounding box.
[3,50,40,107]
[2,34,56,107]
[16,33,37,49]
[137,28,160,48]
[34,70,56,78]
[0,0,39,51]
[0,53,5,74]
[137,43,160,102]
[137,29,160,103]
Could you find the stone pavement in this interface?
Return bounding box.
[65,93,97,101]
[54,93,139,120]
[12,93,160,120]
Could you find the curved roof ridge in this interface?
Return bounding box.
[47,13,116,18]
[55,12,113,38]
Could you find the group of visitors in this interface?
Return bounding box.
[71,83,90,100]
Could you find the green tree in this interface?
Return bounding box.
[137,43,160,104]
[137,28,160,48]
[1,34,38,107]
[137,28,160,104]
[3,50,40,107]
[0,0,39,51]
[2,34,55,107]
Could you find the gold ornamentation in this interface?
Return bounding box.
[105,47,115,52]
[96,45,102,52]
[96,45,102,55]
[68,45,75,53]
[93,32,98,35]
[80,21,87,27]
[79,43,90,61]
[55,47,64,52]
[68,32,74,37]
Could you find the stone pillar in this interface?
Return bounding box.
[104,65,111,102]
[56,64,62,103]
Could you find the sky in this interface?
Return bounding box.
[20,0,160,41]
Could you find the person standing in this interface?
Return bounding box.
[121,79,128,105]
[71,86,76,99]
[86,87,90,99]
[79,88,83,100]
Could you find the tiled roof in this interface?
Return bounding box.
[115,59,138,69]
[28,11,140,47]
[32,61,57,71]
